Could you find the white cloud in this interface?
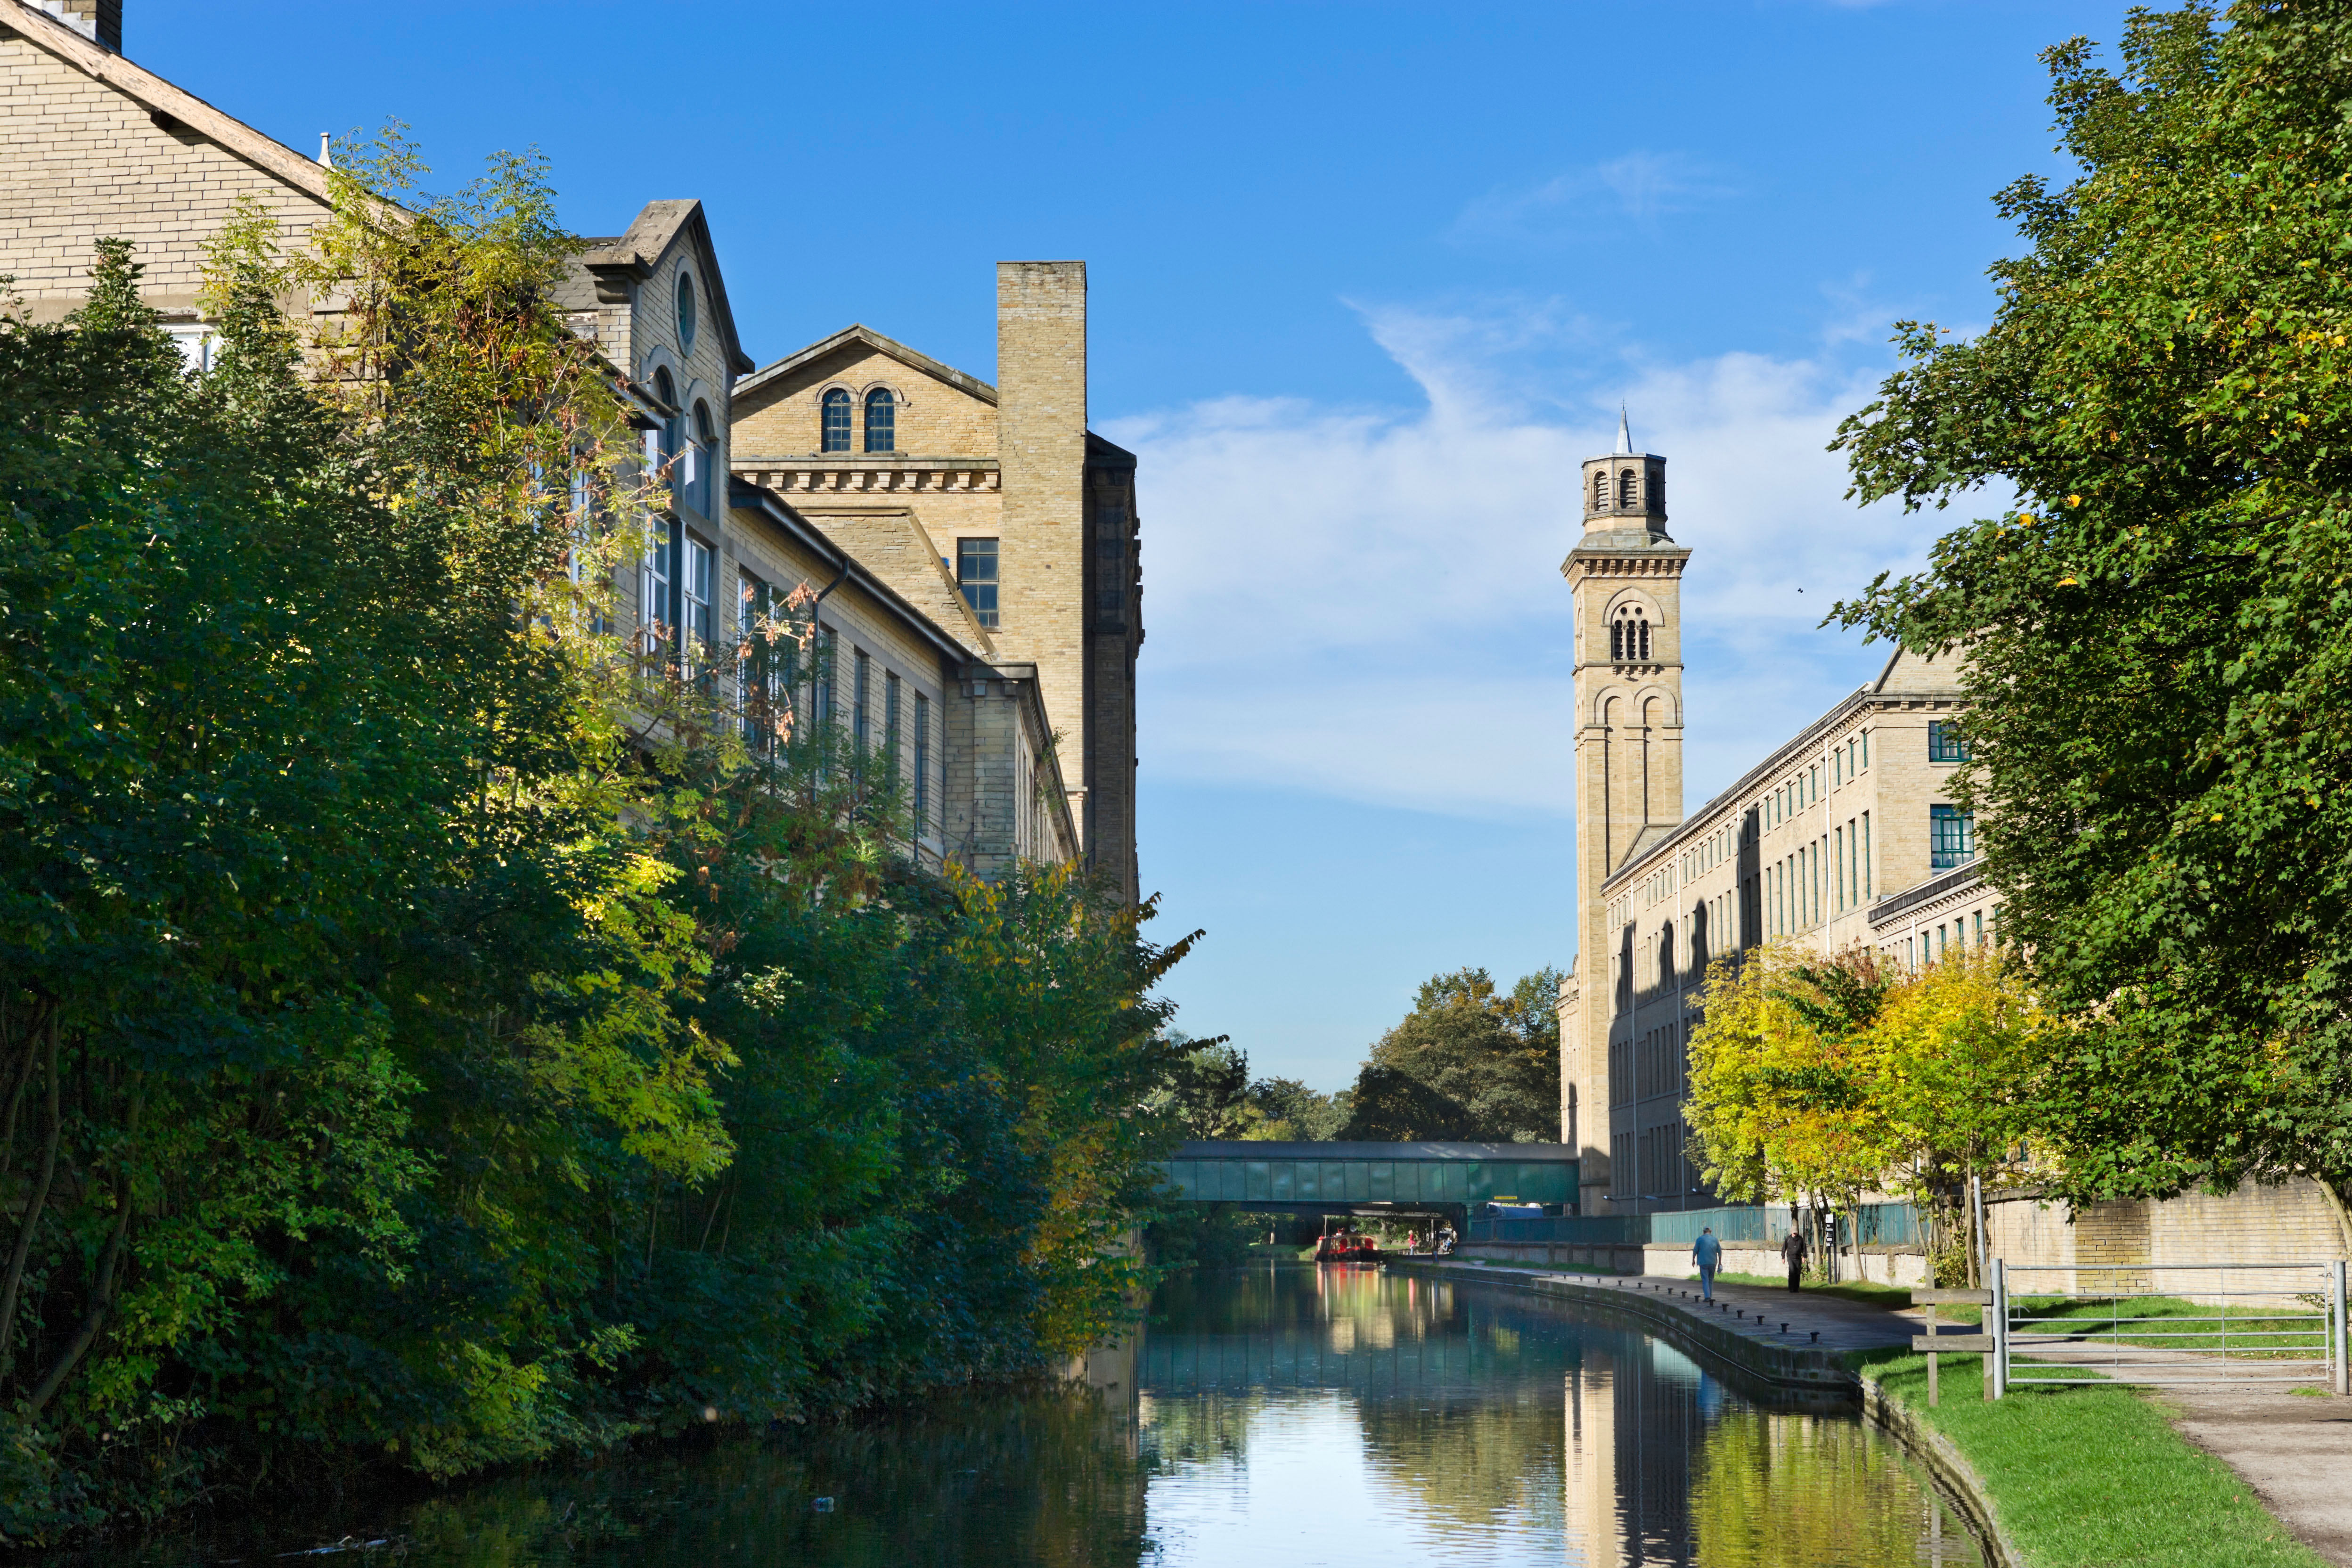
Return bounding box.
[1449,151,1743,245]
[1106,302,1962,823]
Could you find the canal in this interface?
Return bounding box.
[85,1262,1981,1566]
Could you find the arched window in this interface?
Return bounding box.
[676,271,697,355]
[863,388,895,454]
[1611,609,1651,663]
[653,368,680,483]
[691,400,716,515]
[1619,468,1638,508]
[1593,469,1609,510]
[821,388,851,452]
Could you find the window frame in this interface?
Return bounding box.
[863,387,896,454]
[957,537,1000,628]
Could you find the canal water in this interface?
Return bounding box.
[88,1263,1980,1566]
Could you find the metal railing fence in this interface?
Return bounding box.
[1989,1259,2349,1398]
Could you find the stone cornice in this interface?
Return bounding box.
[730,457,999,495]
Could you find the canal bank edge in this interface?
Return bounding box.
[1390,1261,1857,1392]
[1856,1374,2028,1568]
[1391,1261,2029,1568]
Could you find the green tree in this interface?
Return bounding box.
[1339,967,1562,1142]
[1829,0,2352,1238]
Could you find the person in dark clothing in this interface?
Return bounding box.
[1781,1225,1808,1292]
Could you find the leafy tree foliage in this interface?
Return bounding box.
[1829,1,2352,1228]
[1339,967,1562,1142]
[0,141,1190,1542]
[1686,945,2050,1284]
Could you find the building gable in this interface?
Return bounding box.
[0,0,333,318]
[733,327,1000,462]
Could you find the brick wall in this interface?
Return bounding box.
[1986,1179,2348,1301]
[0,27,329,318]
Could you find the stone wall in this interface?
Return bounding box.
[1986,1178,2347,1301]
[0,12,331,319]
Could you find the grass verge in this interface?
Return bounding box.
[1850,1346,2327,1567]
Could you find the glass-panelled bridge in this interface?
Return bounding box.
[1157,1141,1580,1217]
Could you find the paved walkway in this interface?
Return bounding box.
[2161,1393,2352,1565]
[1446,1260,1922,1358]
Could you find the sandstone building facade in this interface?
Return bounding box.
[0,0,1111,885]
[728,267,1143,903]
[1557,419,1998,1216]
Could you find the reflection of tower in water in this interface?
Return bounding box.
[1563,1340,1710,1566]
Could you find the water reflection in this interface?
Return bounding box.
[1138,1262,1979,1568]
[75,1264,1977,1568]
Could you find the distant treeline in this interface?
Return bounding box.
[1151,965,1563,1145]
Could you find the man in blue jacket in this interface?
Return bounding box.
[1692,1226,1722,1302]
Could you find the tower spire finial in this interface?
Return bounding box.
[1614,406,1633,456]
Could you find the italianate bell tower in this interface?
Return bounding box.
[1560,413,1688,1214]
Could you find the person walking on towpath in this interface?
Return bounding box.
[1780,1224,1808,1292]
[1692,1226,1722,1302]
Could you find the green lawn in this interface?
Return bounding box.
[1852,1347,2327,1567]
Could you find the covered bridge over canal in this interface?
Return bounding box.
[1158,1141,1580,1218]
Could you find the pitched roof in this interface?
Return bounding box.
[736,324,998,407]
[3,0,332,205]
[575,199,754,376]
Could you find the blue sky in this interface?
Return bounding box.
[143,1,2112,1090]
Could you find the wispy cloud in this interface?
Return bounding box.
[1106,303,1972,824]
[1449,151,1744,245]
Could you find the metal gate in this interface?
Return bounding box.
[1989,1259,2349,1398]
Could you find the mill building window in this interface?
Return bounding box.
[913,692,931,839]
[864,388,895,453]
[1929,719,1969,763]
[1930,804,1976,870]
[821,388,852,453]
[688,400,716,517]
[958,537,999,627]
[681,537,713,673]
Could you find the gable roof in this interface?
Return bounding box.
[577,200,753,376]
[736,324,998,407]
[4,0,332,205]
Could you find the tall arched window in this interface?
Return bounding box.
[1593,469,1609,510]
[821,389,851,452]
[1641,619,1653,660]
[676,271,697,354]
[1618,468,1638,508]
[1610,621,1625,661]
[691,400,716,515]
[863,388,895,453]
[653,368,680,491]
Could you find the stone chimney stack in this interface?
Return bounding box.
[45,1,121,51]
[993,261,1090,844]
